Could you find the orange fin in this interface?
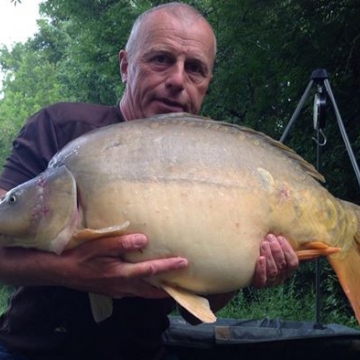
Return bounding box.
[295,241,341,260]
[328,244,360,325]
[326,200,360,325]
[161,283,217,323]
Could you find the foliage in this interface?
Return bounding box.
[0,285,13,314]
[0,40,73,159]
[203,0,360,202]
[38,0,150,105]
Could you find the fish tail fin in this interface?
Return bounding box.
[327,200,360,325]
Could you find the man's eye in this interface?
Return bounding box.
[153,55,170,64]
[186,62,203,75]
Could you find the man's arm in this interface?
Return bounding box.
[0,237,189,299]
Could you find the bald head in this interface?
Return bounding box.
[125,2,216,68]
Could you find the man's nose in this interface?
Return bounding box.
[166,62,186,92]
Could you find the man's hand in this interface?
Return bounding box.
[61,234,189,298]
[251,234,299,288]
[180,234,299,324]
[0,234,188,299]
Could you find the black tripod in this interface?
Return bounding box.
[279,69,360,328]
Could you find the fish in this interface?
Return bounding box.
[0,112,359,325]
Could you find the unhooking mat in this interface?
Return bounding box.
[163,316,360,360]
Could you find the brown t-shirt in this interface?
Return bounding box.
[0,102,174,360]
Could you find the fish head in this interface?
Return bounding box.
[0,165,78,253]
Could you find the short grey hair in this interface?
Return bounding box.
[125,2,217,61]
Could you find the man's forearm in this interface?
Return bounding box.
[0,246,64,287]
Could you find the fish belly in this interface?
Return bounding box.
[81,180,267,294]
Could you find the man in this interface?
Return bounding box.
[0,3,298,359]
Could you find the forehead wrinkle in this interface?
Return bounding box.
[144,38,209,56]
[142,26,213,60]
[145,12,213,45]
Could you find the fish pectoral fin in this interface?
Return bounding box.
[161,283,216,324]
[66,221,131,249]
[88,293,113,323]
[74,221,131,241]
[296,241,341,260]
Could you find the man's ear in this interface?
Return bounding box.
[119,50,128,83]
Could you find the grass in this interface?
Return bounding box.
[217,277,359,329]
[0,284,13,314]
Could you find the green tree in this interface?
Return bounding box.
[202,0,360,202]
[0,42,73,162]
[38,0,147,104]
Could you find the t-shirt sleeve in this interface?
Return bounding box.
[0,102,122,191]
[0,108,60,191]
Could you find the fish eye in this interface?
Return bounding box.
[7,194,17,204]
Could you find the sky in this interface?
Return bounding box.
[0,0,43,87]
[0,0,43,48]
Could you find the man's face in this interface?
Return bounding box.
[119,12,215,120]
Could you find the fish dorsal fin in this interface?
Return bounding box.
[229,124,325,183]
[161,283,216,323]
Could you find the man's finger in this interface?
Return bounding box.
[251,256,267,288]
[278,236,299,277]
[120,257,189,279]
[261,236,279,278]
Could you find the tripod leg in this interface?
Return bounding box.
[324,79,360,187]
[280,80,314,143]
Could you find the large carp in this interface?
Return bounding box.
[0,113,359,325]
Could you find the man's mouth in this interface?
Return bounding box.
[156,99,187,113]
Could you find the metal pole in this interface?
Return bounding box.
[314,125,324,329]
[280,80,314,143]
[324,79,360,187]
